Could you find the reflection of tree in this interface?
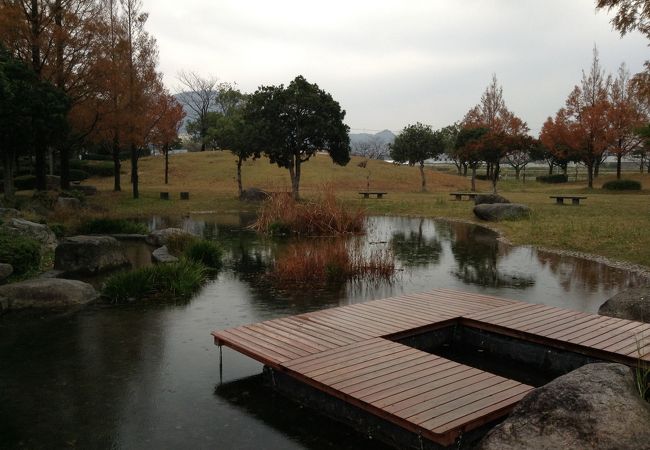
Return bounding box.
[451,223,535,289]
[536,251,645,293]
[390,218,442,267]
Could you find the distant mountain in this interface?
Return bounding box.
[349,130,395,159]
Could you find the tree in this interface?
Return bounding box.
[542,47,611,188]
[245,75,350,200]
[455,126,488,192]
[149,93,185,185]
[504,136,542,180]
[438,123,463,174]
[0,46,68,200]
[176,71,219,151]
[463,74,529,192]
[596,0,650,39]
[607,64,646,178]
[390,122,444,192]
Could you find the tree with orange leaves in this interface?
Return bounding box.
[149,93,185,185]
[462,74,530,192]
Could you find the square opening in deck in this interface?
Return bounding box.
[390,323,605,387]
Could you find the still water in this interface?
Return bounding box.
[0,215,643,449]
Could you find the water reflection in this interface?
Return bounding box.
[1,214,646,449]
[449,223,535,289]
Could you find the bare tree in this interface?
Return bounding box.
[176,71,219,151]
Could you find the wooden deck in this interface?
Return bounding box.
[212,289,650,446]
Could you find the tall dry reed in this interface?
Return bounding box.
[270,240,394,285]
[253,188,365,236]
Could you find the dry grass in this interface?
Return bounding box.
[270,239,395,285]
[253,188,366,236]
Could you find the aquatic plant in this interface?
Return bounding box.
[102,259,208,303]
[253,188,365,236]
[184,239,223,269]
[635,337,649,402]
[0,229,41,277]
[79,218,148,235]
[270,240,394,285]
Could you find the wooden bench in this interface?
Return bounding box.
[359,191,387,199]
[449,192,478,201]
[550,195,587,205]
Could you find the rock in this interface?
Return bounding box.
[0,263,13,281]
[0,278,98,312]
[240,187,270,202]
[473,203,530,222]
[0,208,21,219]
[145,228,192,246]
[2,218,57,249]
[72,185,97,196]
[474,193,510,205]
[477,363,650,450]
[57,196,81,209]
[152,245,179,263]
[54,235,129,275]
[599,286,650,323]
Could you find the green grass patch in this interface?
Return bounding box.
[102,259,208,303]
[184,240,223,269]
[78,218,148,235]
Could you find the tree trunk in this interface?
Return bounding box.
[131,144,138,199]
[164,145,169,184]
[470,166,477,192]
[236,156,243,197]
[112,135,121,191]
[548,162,554,175]
[34,140,47,191]
[3,150,15,201]
[594,159,601,178]
[462,163,468,176]
[514,166,521,180]
[587,162,594,189]
[419,161,426,192]
[454,162,461,175]
[616,154,622,179]
[289,155,301,200]
[491,162,500,194]
[55,0,70,191]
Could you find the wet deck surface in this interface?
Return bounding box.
[213,289,649,446]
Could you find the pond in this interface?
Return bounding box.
[0,215,644,449]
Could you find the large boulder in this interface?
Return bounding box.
[2,218,57,249]
[145,228,192,246]
[473,203,530,222]
[54,235,129,275]
[0,278,98,312]
[474,193,510,205]
[599,286,650,323]
[152,245,178,263]
[477,363,650,450]
[240,187,270,202]
[0,263,13,281]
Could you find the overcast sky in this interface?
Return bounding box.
[142,0,648,135]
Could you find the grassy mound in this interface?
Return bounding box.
[102,259,208,303]
[602,179,642,191]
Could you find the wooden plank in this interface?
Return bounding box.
[283,338,387,369]
[243,323,331,354]
[282,317,360,345]
[265,318,352,348]
[318,351,430,385]
[226,327,307,359]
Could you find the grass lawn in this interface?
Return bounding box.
[80,151,650,269]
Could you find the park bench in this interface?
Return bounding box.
[550,195,587,205]
[449,192,478,201]
[359,191,387,199]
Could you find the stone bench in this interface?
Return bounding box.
[359,191,387,199]
[449,192,478,201]
[550,195,587,205]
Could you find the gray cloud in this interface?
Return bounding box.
[144,0,648,135]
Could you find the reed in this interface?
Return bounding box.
[270,239,394,285]
[253,188,366,236]
[635,336,650,402]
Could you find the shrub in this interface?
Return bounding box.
[166,233,199,255]
[78,218,148,235]
[0,230,41,276]
[536,174,568,184]
[475,174,490,181]
[14,175,36,190]
[68,169,89,182]
[60,189,85,203]
[253,189,366,236]
[83,161,114,177]
[602,179,642,191]
[102,259,208,303]
[184,240,222,269]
